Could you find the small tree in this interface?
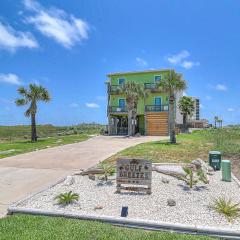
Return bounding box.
[158,70,187,143]
[120,82,145,136]
[178,96,195,133]
[15,84,51,142]
[181,165,209,188]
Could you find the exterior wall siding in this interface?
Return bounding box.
[107,70,177,136]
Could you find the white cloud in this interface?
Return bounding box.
[182,91,187,96]
[167,50,190,64]
[181,61,200,69]
[0,73,22,85]
[136,57,148,67]
[206,95,212,100]
[0,21,38,52]
[69,102,79,108]
[227,108,235,112]
[85,103,100,108]
[167,50,200,69]
[23,0,89,48]
[216,84,227,91]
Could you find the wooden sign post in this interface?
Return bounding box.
[116,158,152,194]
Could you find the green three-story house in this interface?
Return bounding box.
[106,69,183,136]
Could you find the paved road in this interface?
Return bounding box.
[0,135,166,217]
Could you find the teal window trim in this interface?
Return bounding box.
[154,75,161,83]
[118,78,125,85]
[119,98,126,107]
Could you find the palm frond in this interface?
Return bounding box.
[54,191,79,205]
[212,197,240,222]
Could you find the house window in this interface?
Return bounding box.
[154,75,161,83]
[118,78,125,85]
[119,99,126,107]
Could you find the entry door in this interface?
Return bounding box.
[155,97,161,111]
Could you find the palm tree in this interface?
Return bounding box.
[178,96,195,133]
[15,84,51,142]
[158,70,187,143]
[214,116,219,128]
[120,82,144,136]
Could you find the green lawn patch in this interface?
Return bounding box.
[0,134,90,159]
[0,214,214,240]
[105,127,240,164]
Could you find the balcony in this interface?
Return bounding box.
[144,83,161,92]
[109,106,127,113]
[145,105,169,112]
[108,85,121,94]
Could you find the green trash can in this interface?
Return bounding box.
[209,151,221,170]
[222,160,231,182]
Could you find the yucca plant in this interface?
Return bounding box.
[211,197,240,222]
[54,191,79,206]
[98,162,115,181]
[181,166,209,188]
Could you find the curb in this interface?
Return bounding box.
[7,207,240,239]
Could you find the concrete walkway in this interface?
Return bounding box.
[0,135,166,217]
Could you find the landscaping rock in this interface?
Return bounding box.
[191,158,214,174]
[88,174,96,181]
[94,204,103,210]
[63,176,75,186]
[161,177,170,184]
[167,199,176,206]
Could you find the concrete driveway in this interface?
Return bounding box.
[0,135,166,217]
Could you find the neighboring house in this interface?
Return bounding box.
[106,69,184,136]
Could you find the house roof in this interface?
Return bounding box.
[107,69,174,77]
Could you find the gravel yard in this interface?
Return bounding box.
[13,169,240,232]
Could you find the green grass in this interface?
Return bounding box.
[0,134,90,159]
[0,123,104,141]
[0,214,214,240]
[105,127,240,164]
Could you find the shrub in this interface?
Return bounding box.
[211,197,240,222]
[98,162,115,181]
[54,191,79,206]
[181,166,209,188]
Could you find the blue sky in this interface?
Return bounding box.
[0,0,239,126]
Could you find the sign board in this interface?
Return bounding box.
[116,158,152,194]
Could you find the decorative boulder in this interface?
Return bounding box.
[167,199,176,206]
[191,158,214,174]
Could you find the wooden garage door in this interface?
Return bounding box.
[146,112,169,136]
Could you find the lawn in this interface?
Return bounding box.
[0,123,103,141]
[0,214,214,240]
[0,123,104,159]
[105,127,240,178]
[0,134,90,159]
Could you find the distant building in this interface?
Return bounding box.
[188,97,200,121]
